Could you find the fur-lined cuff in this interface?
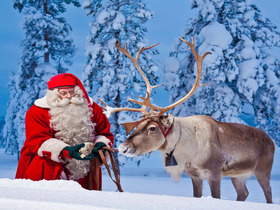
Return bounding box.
[94,135,113,148]
[38,138,69,163]
[94,135,113,165]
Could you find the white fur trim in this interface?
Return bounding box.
[89,97,94,105]
[35,96,50,109]
[94,135,112,165]
[94,135,111,147]
[38,138,69,163]
[34,95,94,108]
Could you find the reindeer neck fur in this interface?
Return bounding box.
[157,115,214,181]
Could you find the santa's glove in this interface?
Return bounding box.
[61,143,95,160]
[92,142,107,160]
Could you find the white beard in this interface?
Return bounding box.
[46,86,96,180]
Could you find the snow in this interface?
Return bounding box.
[1,0,280,209]
[240,47,256,60]
[0,148,280,209]
[200,21,232,50]
[238,58,260,100]
[112,12,125,30]
[266,69,279,88]
[96,10,109,25]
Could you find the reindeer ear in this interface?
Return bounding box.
[120,121,139,136]
[159,113,175,128]
[120,117,150,135]
[167,113,175,122]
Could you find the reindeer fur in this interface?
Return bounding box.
[118,114,275,203]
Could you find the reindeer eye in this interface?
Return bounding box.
[149,126,157,132]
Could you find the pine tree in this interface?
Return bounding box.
[1,73,18,155]
[82,0,159,165]
[164,0,280,144]
[1,0,80,156]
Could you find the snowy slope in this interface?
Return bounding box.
[0,1,280,209]
[1,178,280,210]
[0,148,280,209]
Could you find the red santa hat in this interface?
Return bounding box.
[47,73,91,104]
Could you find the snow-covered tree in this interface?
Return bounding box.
[163,0,280,145]
[82,0,159,165]
[1,0,80,156]
[1,73,18,155]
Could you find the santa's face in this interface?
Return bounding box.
[46,86,95,145]
[58,88,75,99]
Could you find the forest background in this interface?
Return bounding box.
[0,0,196,116]
[0,1,280,207]
[0,0,280,165]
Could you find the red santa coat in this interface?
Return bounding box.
[15,96,114,190]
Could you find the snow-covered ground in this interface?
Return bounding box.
[0,148,279,209]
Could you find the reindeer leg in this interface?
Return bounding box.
[191,176,203,198]
[231,177,249,201]
[253,154,273,204]
[208,178,221,199]
[254,171,273,203]
[256,176,272,203]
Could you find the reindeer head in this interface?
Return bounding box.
[117,113,175,157]
[99,38,211,157]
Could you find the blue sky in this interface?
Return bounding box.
[0,0,279,117]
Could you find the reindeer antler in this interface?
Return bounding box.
[115,41,163,110]
[99,37,211,118]
[98,99,147,118]
[98,41,161,117]
[152,37,211,115]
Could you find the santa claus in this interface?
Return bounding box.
[15,73,114,190]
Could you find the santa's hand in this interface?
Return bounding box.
[92,142,107,159]
[61,143,95,160]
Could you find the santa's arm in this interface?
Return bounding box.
[92,102,114,148]
[25,105,69,163]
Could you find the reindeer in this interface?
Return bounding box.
[99,38,275,203]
